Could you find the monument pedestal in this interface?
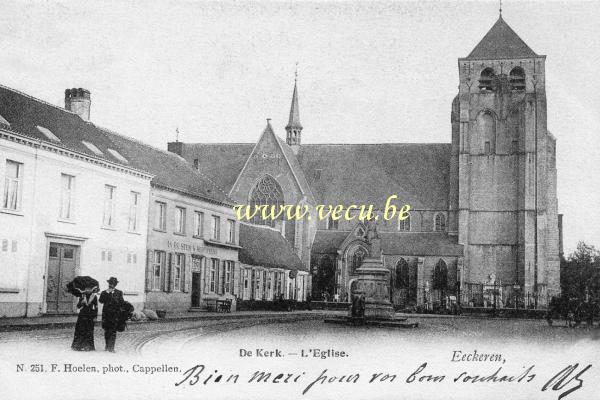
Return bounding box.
[352,256,395,320]
[327,222,418,328]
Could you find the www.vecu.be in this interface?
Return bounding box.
[233,194,411,222]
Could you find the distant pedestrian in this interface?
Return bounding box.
[99,277,124,352]
[71,286,98,351]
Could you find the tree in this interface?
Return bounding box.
[560,242,600,300]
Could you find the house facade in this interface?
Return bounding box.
[0,87,152,317]
[143,187,240,312]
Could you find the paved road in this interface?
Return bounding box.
[0,312,328,356]
[1,312,598,357]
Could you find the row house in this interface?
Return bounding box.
[0,84,309,318]
[56,95,239,312]
[0,86,152,317]
[238,223,309,302]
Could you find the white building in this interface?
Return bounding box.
[0,86,153,317]
[105,129,241,313]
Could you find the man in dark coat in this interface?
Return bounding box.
[99,277,124,352]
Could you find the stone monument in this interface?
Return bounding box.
[350,221,395,319]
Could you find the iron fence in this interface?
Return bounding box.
[458,282,551,309]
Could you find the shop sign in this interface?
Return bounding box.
[167,240,217,255]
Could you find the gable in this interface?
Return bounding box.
[229,124,313,205]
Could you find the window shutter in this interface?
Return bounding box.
[183,255,192,293]
[217,260,223,295]
[222,261,227,294]
[169,253,176,292]
[160,253,167,292]
[203,258,210,293]
[145,250,154,292]
[231,262,237,296]
[164,253,172,292]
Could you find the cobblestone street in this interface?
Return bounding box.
[0,312,327,356]
[1,313,598,357]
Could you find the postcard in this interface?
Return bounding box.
[0,1,598,399]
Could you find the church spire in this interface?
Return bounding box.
[285,67,303,149]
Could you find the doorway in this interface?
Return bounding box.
[191,272,202,308]
[46,242,79,314]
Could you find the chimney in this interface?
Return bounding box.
[65,88,91,121]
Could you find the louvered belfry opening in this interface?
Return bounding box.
[509,66,526,91]
[479,67,495,91]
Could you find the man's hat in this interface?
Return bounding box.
[107,277,119,285]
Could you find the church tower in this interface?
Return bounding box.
[451,13,560,303]
[285,76,303,153]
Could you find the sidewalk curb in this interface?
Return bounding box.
[0,311,333,333]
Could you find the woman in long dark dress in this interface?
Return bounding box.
[71,287,98,351]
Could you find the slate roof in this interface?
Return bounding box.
[311,230,350,254]
[274,133,315,204]
[312,230,463,257]
[103,130,232,205]
[238,223,306,271]
[0,85,232,205]
[0,85,134,166]
[297,143,450,210]
[466,16,538,60]
[177,141,450,210]
[380,232,463,256]
[178,142,254,192]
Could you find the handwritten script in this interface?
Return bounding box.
[175,362,591,399]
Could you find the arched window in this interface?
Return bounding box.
[509,67,526,91]
[432,259,448,290]
[479,67,495,91]
[434,213,446,232]
[476,111,496,154]
[351,247,366,273]
[398,213,411,231]
[395,258,409,289]
[250,175,284,227]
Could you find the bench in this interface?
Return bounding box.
[217,299,232,313]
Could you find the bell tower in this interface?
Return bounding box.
[451,14,560,303]
[285,73,303,154]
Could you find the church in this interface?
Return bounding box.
[168,14,560,310]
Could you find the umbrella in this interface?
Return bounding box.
[66,276,99,297]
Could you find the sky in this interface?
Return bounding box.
[0,0,598,254]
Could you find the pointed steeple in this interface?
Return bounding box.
[466,16,538,60]
[285,71,303,149]
[286,79,302,130]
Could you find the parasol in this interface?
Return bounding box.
[66,276,99,297]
